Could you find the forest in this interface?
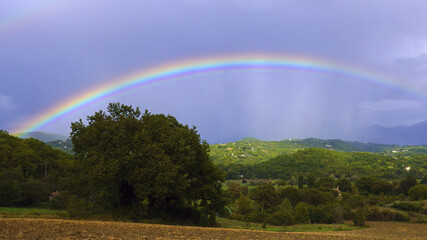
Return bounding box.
[1,103,426,227]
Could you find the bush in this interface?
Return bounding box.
[295,202,310,224]
[392,201,423,212]
[342,193,365,209]
[310,205,335,224]
[21,179,50,206]
[244,211,267,223]
[300,189,335,206]
[352,208,366,227]
[408,185,427,200]
[332,205,344,224]
[267,209,294,226]
[366,207,410,222]
[0,181,22,206]
[366,207,382,221]
[234,195,255,216]
[392,211,410,222]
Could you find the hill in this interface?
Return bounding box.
[358,120,427,145]
[219,148,427,180]
[210,137,426,165]
[46,139,74,154]
[15,131,68,142]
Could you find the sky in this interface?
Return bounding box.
[1,0,427,143]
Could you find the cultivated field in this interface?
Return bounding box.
[1,218,426,239]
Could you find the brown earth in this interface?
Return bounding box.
[1,218,426,240]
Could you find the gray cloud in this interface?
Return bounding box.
[1,1,427,142]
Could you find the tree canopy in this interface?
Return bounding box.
[0,130,73,207]
[69,103,224,225]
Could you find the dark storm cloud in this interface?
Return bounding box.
[1,0,426,142]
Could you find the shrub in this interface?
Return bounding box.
[399,175,418,195]
[392,201,423,212]
[244,210,267,223]
[310,205,335,224]
[235,195,256,216]
[277,187,301,207]
[300,189,335,206]
[366,207,382,221]
[267,209,294,226]
[366,207,410,222]
[21,179,50,206]
[0,181,22,206]
[392,211,410,222]
[337,178,352,192]
[295,202,310,224]
[332,205,344,224]
[342,192,365,209]
[408,185,427,200]
[352,208,366,227]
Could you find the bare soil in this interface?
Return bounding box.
[1,218,426,240]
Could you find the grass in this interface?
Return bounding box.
[0,207,66,219]
[217,218,362,232]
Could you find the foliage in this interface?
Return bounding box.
[46,139,74,154]
[356,177,392,195]
[21,179,50,205]
[249,184,278,213]
[0,182,21,206]
[398,174,418,195]
[0,131,74,207]
[218,148,426,180]
[267,208,294,226]
[392,201,423,212]
[300,189,335,206]
[310,205,336,224]
[316,177,336,189]
[366,207,410,222]
[297,175,304,189]
[306,174,316,189]
[225,182,242,200]
[68,103,224,225]
[337,178,352,192]
[210,137,427,166]
[408,185,427,200]
[352,208,366,227]
[277,187,301,207]
[233,195,256,217]
[294,202,310,224]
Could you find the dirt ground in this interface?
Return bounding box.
[0,218,426,240]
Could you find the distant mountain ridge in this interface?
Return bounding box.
[15,131,68,142]
[358,120,427,145]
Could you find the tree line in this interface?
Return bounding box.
[223,173,427,226]
[1,102,426,226]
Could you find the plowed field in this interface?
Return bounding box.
[1,218,426,239]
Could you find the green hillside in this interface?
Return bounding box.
[210,138,426,165]
[219,148,427,180]
[46,139,74,154]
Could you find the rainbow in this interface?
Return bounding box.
[12,53,426,137]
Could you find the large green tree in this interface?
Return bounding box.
[69,103,224,224]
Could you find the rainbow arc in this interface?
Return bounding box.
[12,54,426,137]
